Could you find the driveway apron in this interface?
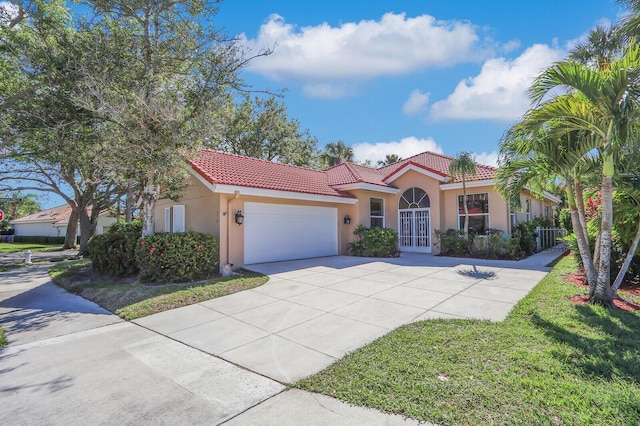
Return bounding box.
[135,250,561,384]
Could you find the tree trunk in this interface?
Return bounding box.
[63,208,78,249]
[125,179,133,223]
[593,174,614,307]
[574,181,590,251]
[141,174,159,237]
[593,232,601,275]
[566,186,597,289]
[611,219,640,296]
[78,208,91,256]
[462,178,469,236]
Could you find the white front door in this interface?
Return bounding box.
[398,208,431,253]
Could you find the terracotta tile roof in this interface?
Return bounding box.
[378,151,496,183]
[10,205,71,223]
[189,150,496,199]
[325,162,388,187]
[191,150,355,199]
[11,205,105,224]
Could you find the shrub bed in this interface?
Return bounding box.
[135,231,218,283]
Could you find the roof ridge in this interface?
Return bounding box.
[198,149,326,174]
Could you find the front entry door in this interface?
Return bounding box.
[398,208,431,253]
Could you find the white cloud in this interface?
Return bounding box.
[0,2,19,25]
[352,136,444,165]
[242,13,507,97]
[429,43,565,122]
[473,151,499,167]
[402,90,430,115]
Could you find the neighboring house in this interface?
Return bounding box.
[10,205,116,237]
[156,149,560,269]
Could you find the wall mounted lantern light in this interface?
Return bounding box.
[343,214,351,225]
[235,211,244,225]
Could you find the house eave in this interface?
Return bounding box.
[332,182,400,194]
[440,179,495,190]
[383,163,450,184]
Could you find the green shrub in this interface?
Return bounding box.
[135,231,219,282]
[88,221,142,276]
[347,225,399,257]
[434,229,471,256]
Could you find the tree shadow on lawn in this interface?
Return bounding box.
[531,307,640,384]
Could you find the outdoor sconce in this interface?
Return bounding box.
[344,214,351,225]
[235,211,244,225]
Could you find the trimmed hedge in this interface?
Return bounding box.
[135,231,219,283]
[88,221,142,276]
[347,224,399,257]
[13,235,65,244]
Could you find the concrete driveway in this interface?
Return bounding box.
[135,250,559,384]
[1,250,559,425]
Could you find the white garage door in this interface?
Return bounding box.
[244,202,338,264]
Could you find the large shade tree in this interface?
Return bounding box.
[75,0,271,236]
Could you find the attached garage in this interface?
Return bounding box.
[244,202,338,264]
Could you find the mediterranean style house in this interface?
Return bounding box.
[156,149,559,268]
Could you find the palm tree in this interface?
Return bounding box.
[528,43,640,306]
[449,152,476,236]
[569,25,622,70]
[321,141,354,167]
[377,154,402,166]
[496,123,600,290]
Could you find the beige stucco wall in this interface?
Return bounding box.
[441,185,510,234]
[155,177,221,237]
[512,191,555,227]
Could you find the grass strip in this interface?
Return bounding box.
[50,259,268,320]
[297,255,640,426]
[0,243,64,254]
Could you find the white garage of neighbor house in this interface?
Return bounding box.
[10,204,116,238]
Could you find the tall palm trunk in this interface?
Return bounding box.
[566,184,597,288]
[593,174,614,306]
[462,176,470,236]
[574,181,590,251]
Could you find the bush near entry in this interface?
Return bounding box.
[135,231,218,282]
[347,225,399,257]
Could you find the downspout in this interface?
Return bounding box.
[223,191,240,276]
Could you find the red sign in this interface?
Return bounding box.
[0,210,3,221]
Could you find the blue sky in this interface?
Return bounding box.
[215,0,622,166]
[35,0,623,209]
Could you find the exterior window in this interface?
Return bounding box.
[526,199,531,221]
[458,193,489,234]
[510,209,516,228]
[165,205,186,233]
[544,205,550,218]
[370,198,384,228]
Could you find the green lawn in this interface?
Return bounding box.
[49,259,268,320]
[0,242,65,253]
[297,256,640,426]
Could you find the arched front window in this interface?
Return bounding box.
[399,187,430,209]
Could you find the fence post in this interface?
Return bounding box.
[536,226,541,252]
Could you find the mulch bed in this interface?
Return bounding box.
[564,270,640,312]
